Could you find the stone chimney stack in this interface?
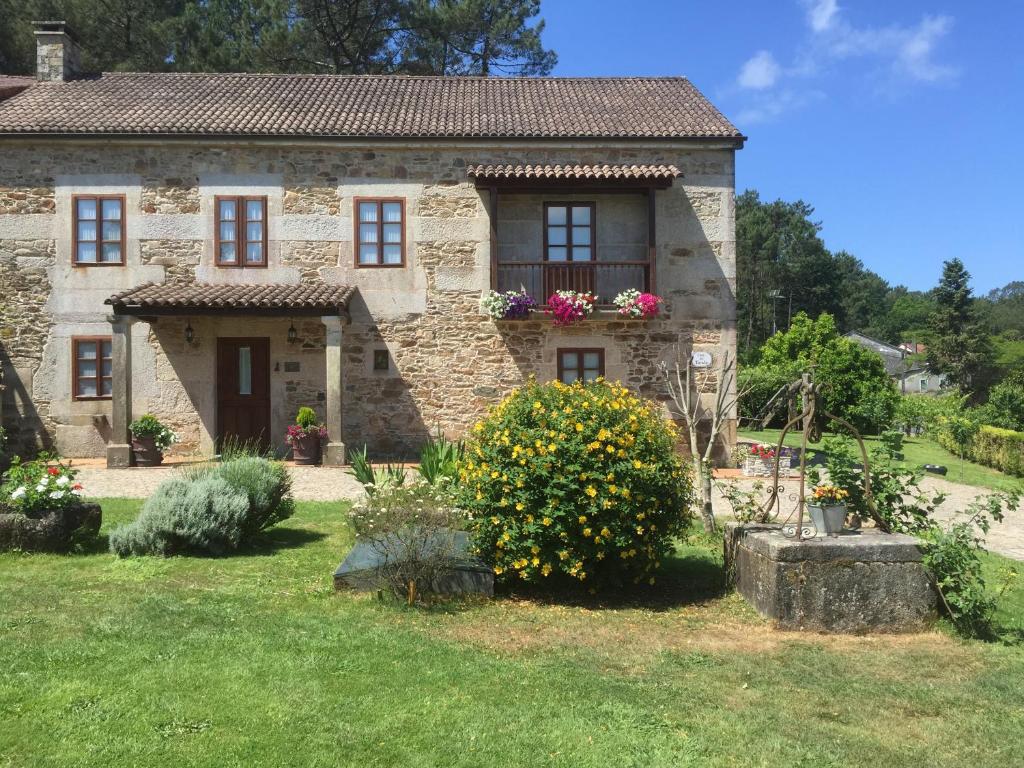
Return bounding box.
[34,21,82,82]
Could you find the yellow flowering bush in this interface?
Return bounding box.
[456,379,694,589]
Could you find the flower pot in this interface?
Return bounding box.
[291,433,322,466]
[807,503,847,537]
[131,436,163,467]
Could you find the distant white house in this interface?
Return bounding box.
[843,331,947,394]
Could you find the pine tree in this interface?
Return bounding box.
[926,258,995,396]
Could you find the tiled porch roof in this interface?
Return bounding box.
[105,282,356,316]
[466,163,682,182]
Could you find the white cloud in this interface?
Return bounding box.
[729,3,958,125]
[806,0,839,33]
[897,15,957,83]
[737,50,781,90]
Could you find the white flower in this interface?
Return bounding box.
[10,486,26,500]
[71,487,83,496]
[49,490,65,499]
[56,475,70,487]
[35,484,47,493]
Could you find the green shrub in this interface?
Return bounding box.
[295,407,319,429]
[977,380,1024,432]
[879,430,905,460]
[346,446,407,495]
[207,456,295,537]
[109,476,250,556]
[456,379,694,589]
[418,433,464,486]
[111,457,295,556]
[969,426,1024,477]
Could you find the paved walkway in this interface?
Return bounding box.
[71,458,367,503]
[71,459,1024,560]
[712,473,1024,561]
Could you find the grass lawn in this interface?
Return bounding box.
[3,499,1024,767]
[739,428,1023,493]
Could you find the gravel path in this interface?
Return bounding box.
[711,474,1024,561]
[74,462,366,504]
[74,461,1024,560]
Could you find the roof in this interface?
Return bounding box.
[467,163,681,182]
[106,282,356,316]
[0,76,33,101]
[0,73,743,141]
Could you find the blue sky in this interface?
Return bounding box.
[541,0,1021,294]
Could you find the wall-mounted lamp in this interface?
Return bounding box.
[287,322,298,344]
[184,321,195,345]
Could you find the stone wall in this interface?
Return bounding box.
[0,139,737,459]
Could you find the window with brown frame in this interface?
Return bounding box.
[544,202,595,262]
[557,348,605,384]
[216,196,267,266]
[355,198,405,267]
[72,337,112,400]
[73,195,125,265]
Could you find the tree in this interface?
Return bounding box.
[400,0,555,75]
[927,259,996,397]
[744,312,899,434]
[663,349,748,534]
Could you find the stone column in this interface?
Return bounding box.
[321,315,346,466]
[106,315,134,468]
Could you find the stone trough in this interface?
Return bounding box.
[725,523,938,633]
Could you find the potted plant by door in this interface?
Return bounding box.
[286,407,328,466]
[129,414,177,467]
[807,484,849,537]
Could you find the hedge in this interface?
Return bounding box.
[938,423,1024,477]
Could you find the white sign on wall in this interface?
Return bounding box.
[690,351,713,369]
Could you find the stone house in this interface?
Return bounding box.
[0,22,743,467]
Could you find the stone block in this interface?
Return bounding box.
[726,523,938,633]
[0,503,102,552]
[334,529,494,597]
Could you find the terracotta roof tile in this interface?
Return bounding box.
[467,163,682,181]
[0,74,742,140]
[106,282,356,315]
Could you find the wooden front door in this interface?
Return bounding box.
[216,338,271,451]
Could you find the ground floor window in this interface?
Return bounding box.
[73,337,112,399]
[557,348,604,384]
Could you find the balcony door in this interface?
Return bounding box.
[216,338,271,451]
[544,202,596,297]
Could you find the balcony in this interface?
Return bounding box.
[494,260,651,307]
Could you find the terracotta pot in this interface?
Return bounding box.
[807,504,847,537]
[131,435,164,467]
[291,433,322,466]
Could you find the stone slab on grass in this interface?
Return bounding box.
[726,523,938,633]
[333,529,494,597]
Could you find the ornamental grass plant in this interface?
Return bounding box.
[456,378,694,590]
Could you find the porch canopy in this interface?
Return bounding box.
[105,282,356,318]
[101,282,356,468]
[469,164,681,304]
[467,163,681,190]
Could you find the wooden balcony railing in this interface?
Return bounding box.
[494,261,651,306]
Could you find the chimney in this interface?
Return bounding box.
[34,21,81,82]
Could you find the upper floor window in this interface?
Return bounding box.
[545,203,594,263]
[73,195,124,265]
[356,198,405,267]
[73,337,112,399]
[557,348,604,384]
[216,196,267,267]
